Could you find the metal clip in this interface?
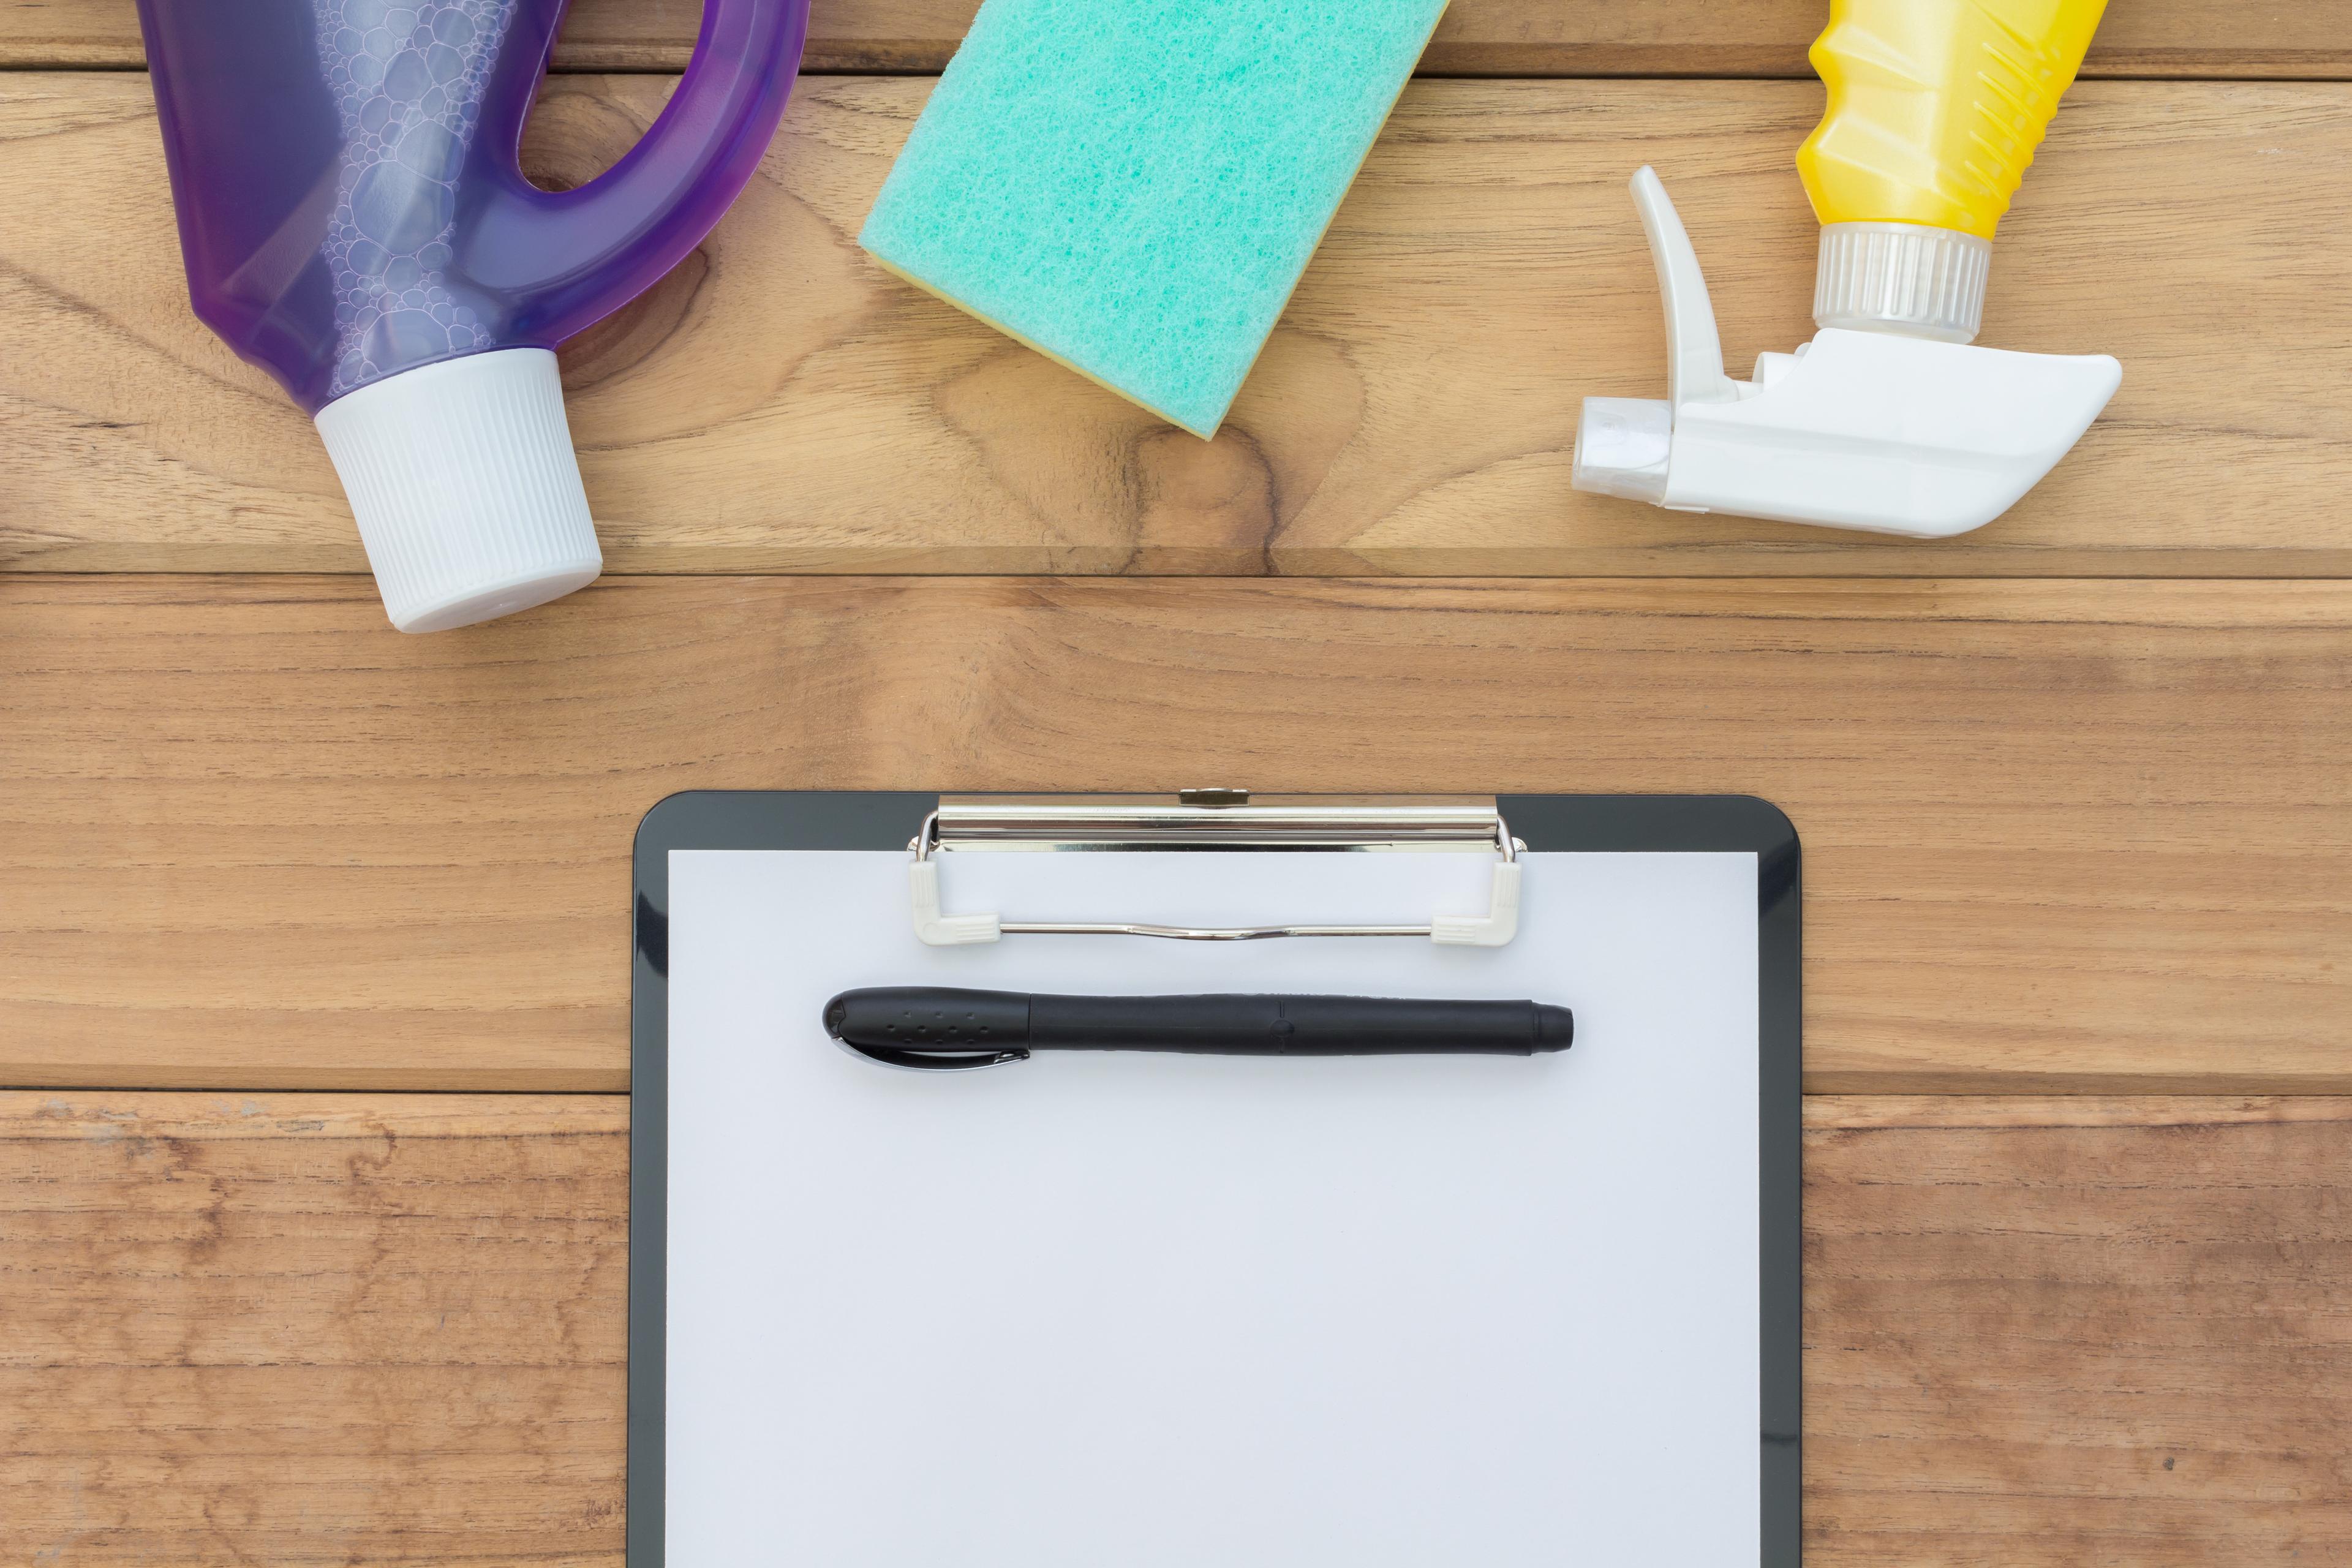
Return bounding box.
[907,794,1523,948]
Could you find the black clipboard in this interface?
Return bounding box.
[629,791,1801,1564]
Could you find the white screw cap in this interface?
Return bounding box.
[1814,221,1991,345]
[315,347,602,633]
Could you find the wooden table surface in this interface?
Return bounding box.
[3,3,2348,1561]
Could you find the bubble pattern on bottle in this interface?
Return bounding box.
[314,0,514,397]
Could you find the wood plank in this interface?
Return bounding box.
[8,1091,2349,1562]
[5,75,2349,579]
[0,1094,630,1567]
[3,574,2345,1095]
[6,0,2345,77]
[1806,1095,2352,1562]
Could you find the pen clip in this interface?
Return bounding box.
[833,1039,1030,1072]
[823,993,1031,1071]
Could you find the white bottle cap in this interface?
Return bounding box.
[314,347,602,633]
[1814,221,1990,345]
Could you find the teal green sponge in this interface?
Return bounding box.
[859,0,1449,438]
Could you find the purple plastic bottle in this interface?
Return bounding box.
[137,0,810,630]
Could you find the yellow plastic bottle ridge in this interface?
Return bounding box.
[1799,0,2106,237]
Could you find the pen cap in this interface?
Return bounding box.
[825,988,1032,1050]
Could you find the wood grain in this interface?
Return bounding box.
[4,573,2345,1095]
[1806,1095,2352,1562]
[0,1094,630,1567]
[6,75,2349,579]
[7,1091,2348,1562]
[6,0,2346,76]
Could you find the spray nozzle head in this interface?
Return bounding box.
[1571,168,2121,540]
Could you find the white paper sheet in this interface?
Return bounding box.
[666,848,1760,1566]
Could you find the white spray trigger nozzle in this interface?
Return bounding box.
[1572,167,2122,540]
[1630,166,1738,409]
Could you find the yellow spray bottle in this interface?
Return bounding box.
[1574,0,2122,538]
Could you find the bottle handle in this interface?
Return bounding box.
[469,0,810,341]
